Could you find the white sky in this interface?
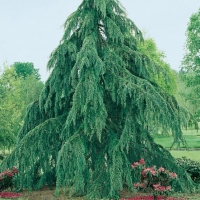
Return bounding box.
[0,0,199,81]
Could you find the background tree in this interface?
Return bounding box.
[13,62,41,80]
[0,0,196,199]
[138,36,177,95]
[0,63,43,152]
[181,8,200,129]
[0,66,21,151]
[138,36,179,136]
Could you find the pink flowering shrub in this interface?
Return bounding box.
[0,167,18,192]
[132,159,177,197]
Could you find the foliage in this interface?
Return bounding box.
[0,0,196,199]
[175,72,200,131]
[176,157,200,183]
[0,167,18,192]
[132,159,177,197]
[138,36,177,95]
[182,8,200,74]
[138,37,180,136]
[175,73,196,128]
[13,62,41,80]
[0,64,43,149]
[181,8,200,128]
[0,66,21,149]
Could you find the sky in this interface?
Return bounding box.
[0,0,199,82]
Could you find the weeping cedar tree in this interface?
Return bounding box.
[0,0,197,198]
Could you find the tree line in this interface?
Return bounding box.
[178,8,200,130]
[0,62,44,152]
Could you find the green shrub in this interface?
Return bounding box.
[175,157,200,183]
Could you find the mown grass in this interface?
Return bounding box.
[170,150,200,162]
[182,129,200,136]
[153,135,200,149]
[153,129,200,162]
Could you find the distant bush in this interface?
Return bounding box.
[175,157,200,183]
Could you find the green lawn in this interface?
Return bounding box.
[153,135,200,148]
[153,132,200,162]
[170,150,200,162]
[182,129,200,135]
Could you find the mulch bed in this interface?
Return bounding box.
[0,187,196,200]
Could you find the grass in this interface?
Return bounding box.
[153,135,200,149]
[182,129,200,136]
[170,150,200,162]
[152,129,200,162]
[152,128,200,162]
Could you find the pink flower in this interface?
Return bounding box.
[153,184,161,190]
[140,183,146,188]
[153,185,172,192]
[133,182,141,188]
[166,186,172,191]
[139,158,145,165]
[169,172,177,179]
[158,167,165,172]
[131,162,140,168]
[142,169,147,177]
[159,186,167,191]
[144,167,157,176]
[8,172,13,177]
[133,182,146,189]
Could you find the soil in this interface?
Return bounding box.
[20,187,146,200]
[21,186,83,200]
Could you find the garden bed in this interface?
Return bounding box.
[1,187,198,200]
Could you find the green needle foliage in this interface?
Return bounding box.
[0,0,197,199]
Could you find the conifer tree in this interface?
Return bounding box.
[0,0,196,198]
